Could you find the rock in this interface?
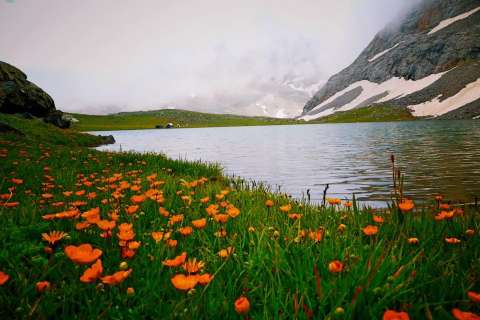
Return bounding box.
[0,122,24,136]
[97,135,115,145]
[155,124,164,129]
[43,110,71,129]
[166,123,174,128]
[0,61,56,117]
[303,0,480,119]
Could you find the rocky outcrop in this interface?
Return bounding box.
[302,0,480,120]
[0,61,71,127]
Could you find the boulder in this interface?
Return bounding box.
[0,61,56,117]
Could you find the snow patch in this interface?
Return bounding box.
[408,78,480,117]
[300,69,451,120]
[368,42,401,62]
[428,6,480,35]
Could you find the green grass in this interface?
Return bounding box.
[70,109,303,131]
[311,105,416,123]
[0,117,479,319]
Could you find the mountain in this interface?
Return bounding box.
[301,0,480,120]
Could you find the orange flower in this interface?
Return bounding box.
[64,244,103,265]
[468,291,480,303]
[451,308,480,320]
[125,205,139,215]
[169,214,184,225]
[214,214,230,224]
[327,198,341,205]
[192,218,207,229]
[440,203,450,210]
[308,229,324,242]
[279,204,292,213]
[36,281,51,293]
[42,193,53,199]
[182,258,205,273]
[435,210,455,221]
[80,259,103,283]
[101,269,132,285]
[218,247,234,258]
[288,213,303,220]
[383,310,409,320]
[206,204,219,216]
[96,220,116,231]
[328,260,344,273]
[130,194,146,204]
[214,229,227,238]
[196,273,214,285]
[179,226,193,236]
[171,274,198,291]
[344,201,353,208]
[128,241,141,250]
[234,296,250,315]
[226,205,240,218]
[466,229,475,237]
[0,271,10,285]
[398,199,414,212]
[82,207,100,223]
[167,239,178,248]
[76,221,91,231]
[265,199,274,207]
[445,237,461,244]
[407,237,419,245]
[362,225,378,236]
[151,231,165,243]
[41,231,68,245]
[338,224,346,233]
[163,252,187,267]
[159,207,170,217]
[11,178,23,185]
[373,215,384,224]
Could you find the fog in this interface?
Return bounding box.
[0,0,421,116]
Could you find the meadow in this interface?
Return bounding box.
[0,114,479,319]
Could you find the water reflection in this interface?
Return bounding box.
[93,120,480,204]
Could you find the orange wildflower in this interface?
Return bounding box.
[288,213,303,220]
[80,259,103,283]
[445,237,461,244]
[96,220,116,231]
[163,252,187,267]
[214,214,229,224]
[64,244,103,265]
[328,260,344,273]
[179,226,193,236]
[196,273,214,285]
[170,274,198,291]
[192,218,207,229]
[279,204,292,213]
[82,207,100,223]
[338,224,346,233]
[41,231,68,245]
[327,198,341,205]
[468,291,480,303]
[440,203,450,210]
[383,310,409,320]
[169,214,184,225]
[130,194,146,204]
[451,308,480,320]
[362,225,378,236]
[159,207,170,217]
[76,221,91,230]
[218,247,234,258]
[407,237,419,245]
[151,231,165,243]
[234,296,250,315]
[398,199,414,212]
[166,239,178,248]
[344,201,353,207]
[182,258,205,273]
[125,205,139,215]
[101,269,132,285]
[226,205,240,218]
[0,271,10,285]
[11,178,23,185]
[373,215,384,224]
[36,281,51,293]
[200,197,210,204]
[206,204,219,216]
[265,199,274,207]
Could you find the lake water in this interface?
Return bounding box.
[93,120,480,205]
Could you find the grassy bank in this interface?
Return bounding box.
[310,105,415,123]
[70,109,303,131]
[0,116,479,319]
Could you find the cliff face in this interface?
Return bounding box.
[302,0,480,120]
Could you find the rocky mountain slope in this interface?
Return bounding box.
[0,61,71,128]
[301,0,480,120]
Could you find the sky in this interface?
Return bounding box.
[0,0,421,116]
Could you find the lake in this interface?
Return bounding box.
[93,120,480,205]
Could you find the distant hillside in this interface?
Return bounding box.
[302,0,480,120]
[69,109,303,131]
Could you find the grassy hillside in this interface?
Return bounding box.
[70,109,303,131]
[0,115,479,319]
[310,105,416,123]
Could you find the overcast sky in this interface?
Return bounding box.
[0,0,420,115]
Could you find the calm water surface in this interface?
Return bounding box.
[94,120,480,204]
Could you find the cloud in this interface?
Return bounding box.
[0,0,421,116]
